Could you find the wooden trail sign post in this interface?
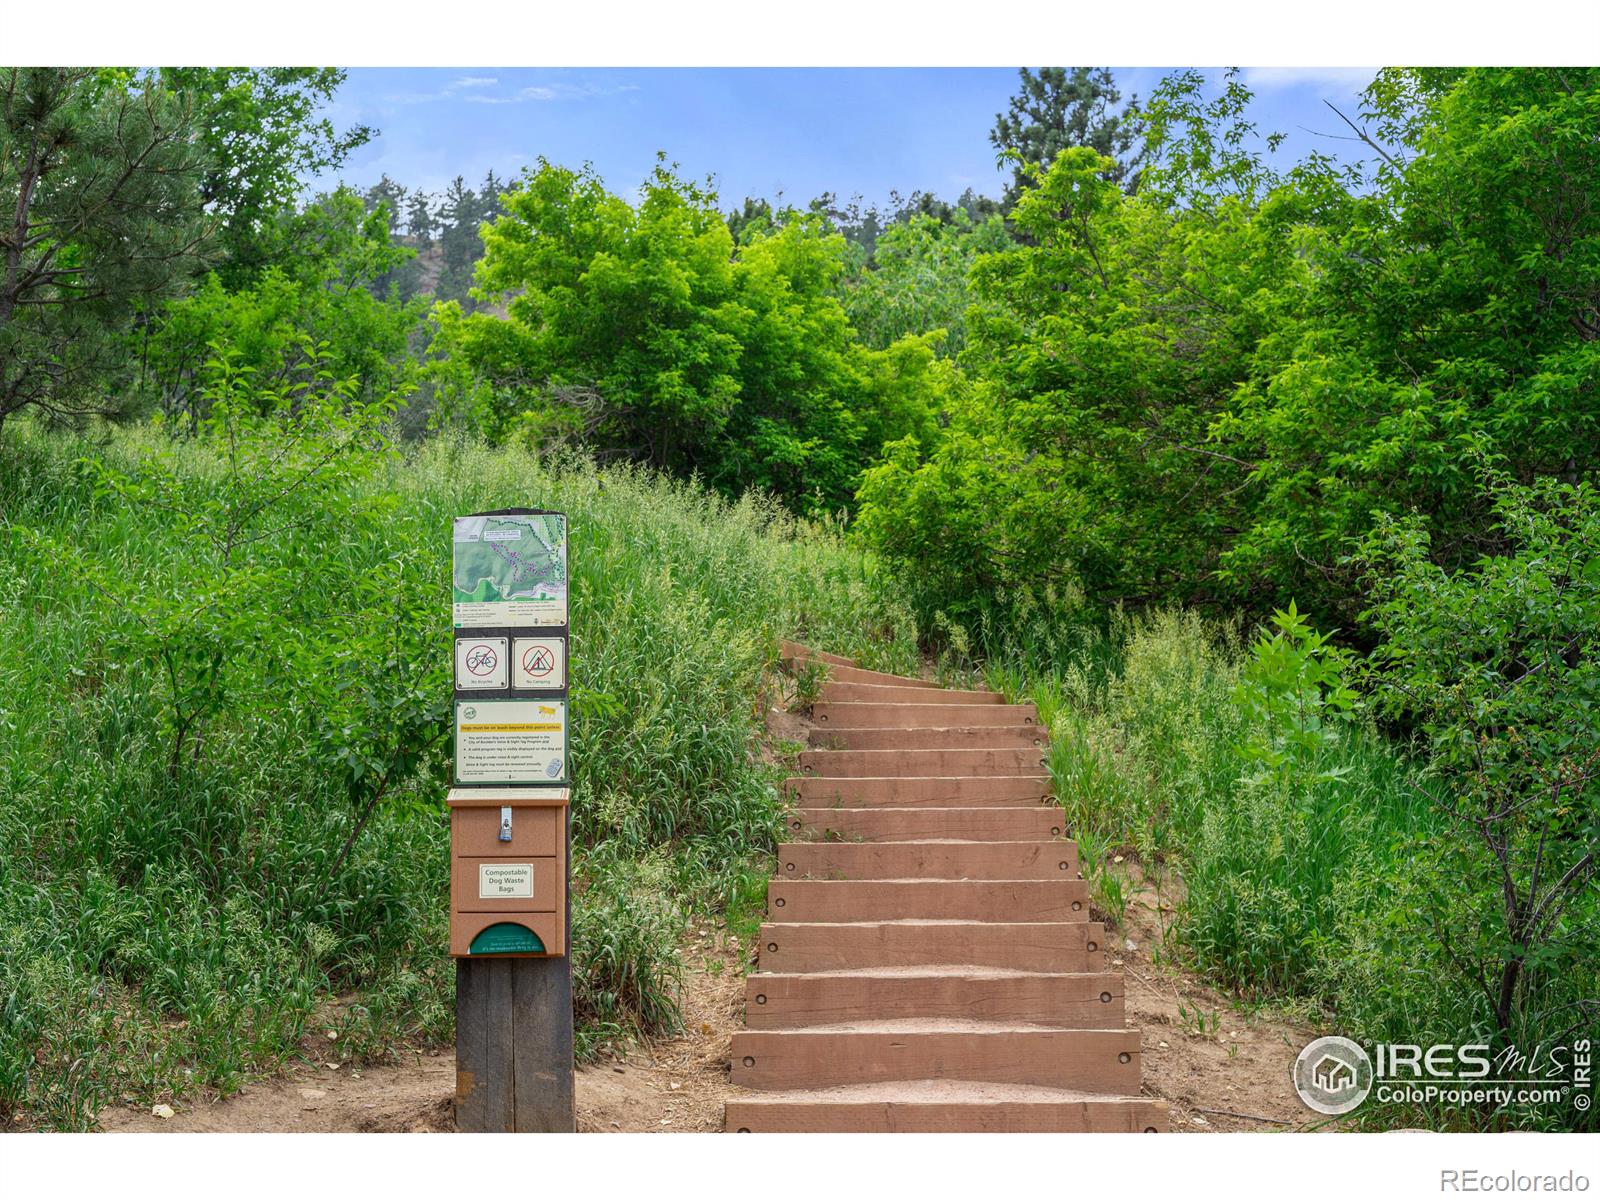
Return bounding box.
[447,509,575,1132]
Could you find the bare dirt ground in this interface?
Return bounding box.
[97,929,748,1135]
[1108,865,1333,1132]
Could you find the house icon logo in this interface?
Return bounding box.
[1293,1036,1373,1115]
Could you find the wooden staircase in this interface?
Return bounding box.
[723,642,1167,1133]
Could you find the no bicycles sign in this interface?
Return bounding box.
[454,637,508,690]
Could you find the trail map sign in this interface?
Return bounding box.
[452,512,568,628]
[450,508,571,788]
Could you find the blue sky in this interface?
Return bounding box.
[315,67,1380,209]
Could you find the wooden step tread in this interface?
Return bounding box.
[809,726,1046,750]
[789,806,1067,842]
[819,682,1007,704]
[812,702,1040,729]
[726,1082,1166,1132]
[786,660,941,690]
[777,841,1080,881]
[743,972,1124,1029]
[751,966,1117,980]
[781,641,854,667]
[784,776,1055,806]
[735,1017,1129,1035]
[730,1027,1142,1091]
[757,920,1106,971]
[767,878,1089,921]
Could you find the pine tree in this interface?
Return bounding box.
[406,190,436,248]
[481,170,504,222]
[990,67,1143,204]
[364,174,406,236]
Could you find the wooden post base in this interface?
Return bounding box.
[455,956,575,1131]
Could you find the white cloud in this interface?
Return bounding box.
[1242,67,1378,92]
[387,75,635,107]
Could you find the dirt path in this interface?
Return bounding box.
[98,925,746,1135]
[1110,872,1330,1131]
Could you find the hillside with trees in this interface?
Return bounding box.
[0,65,1595,1133]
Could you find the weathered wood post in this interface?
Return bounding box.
[446,508,575,1132]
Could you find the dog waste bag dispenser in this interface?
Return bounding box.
[447,509,570,958]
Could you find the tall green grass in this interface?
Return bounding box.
[0,424,919,1128]
[975,605,1594,1131]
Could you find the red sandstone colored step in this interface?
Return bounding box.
[777,841,1079,881]
[729,1025,1143,1093]
[785,660,940,690]
[799,747,1050,778]
[726,1082,1167,1133]
[811,702,1039,729]
[766,878,1090,922]
[788,807,1066,843]
[784,775,1054,806]
[756,921,1107,972]
[819,682,1007,705]
[809,725,1045,751]
[743,970,1125,1029]
[780,641,853,668]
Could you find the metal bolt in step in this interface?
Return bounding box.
[775,897,786,907]
[755,994,767,1005]
[1087,940,1098,951]
[1144,1127,1158,1134]
[1118,1052,1131,1064]
[743,1056,755,1067]
[1100,992,1113,1003]
[1051,827,1062,836]
[1058,861,1070,871]
[785,862,795,871]
[1072,901,1082,911]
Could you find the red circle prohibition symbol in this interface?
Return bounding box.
[521,644,555,678]
[464,644,498,676]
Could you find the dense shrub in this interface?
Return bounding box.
[0,419,918,1128]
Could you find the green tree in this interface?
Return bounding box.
[405,189,437,249]
[0,68,210,435]
[434,158,945,512]
[863,68,1600,632]
[364,174,407,236]
[161,68,373,282]
[1359,470,1600,1043]
[437,175,484,302]
[990,67,1143,204]
[1216,67,1600,619]
[148,189,425,422]
[840,208,1010,357]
